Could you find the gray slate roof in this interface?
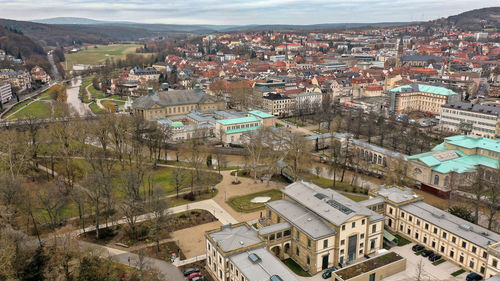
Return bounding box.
[257,222,292,236]
[359,197,385,207]
[132,88,215,109]
[229,246,300,281]
[282,182,384,226]
[443,101,500,117]
[209,225,262,252]
[373,186,418,204]
[266,199,336,239]
[400,201,500,249]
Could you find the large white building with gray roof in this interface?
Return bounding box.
[260,181,385,275]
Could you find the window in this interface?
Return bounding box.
[362,219,365,225]
[323,239,328,249]
[277,232,282,239]
[359,249,363,255]
[270,234,275,241]
[340,249,344,254]
[462,241,467,249]
[415,232,419,239]
[342,225,346,231]
[400,224,403,231]
[425,223,429,230]
[352,222,356,228]
[296,247,300,256]
[483,252,488,259]
[442,232,447,239]
[470,261,475,269]
[372,224,377,233]
[416,219,420,226]
[409,216,413,222]
[297,232,300,240]
[431,241,436,248]
[441,246,445,253]
[307,239,311,249]
[277,217,281,223]
[434,175,439,185]
[423,237,427,244]
[452,236,456,243]
[360,243,364,248]
[360,234,365,239]
[401,212,405,218]
[389,207,393,215]
[493,259,498,268]
[307,256,310,265]
[370,239,376,249]
[450,250,454,258]
[268,210,272,218]
[341,239,345,246]
[472,246,477,254]
[480,266,485,274]
[433,228,438,234]
[284,230,291,237]
[460,256,464,263]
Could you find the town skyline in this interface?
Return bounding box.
[1,1,499,25]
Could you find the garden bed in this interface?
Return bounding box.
[133,241,186,262]
[283,258,311,277]
[335,252,403,280]
[227,190,283,213]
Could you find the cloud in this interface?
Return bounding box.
[0,0,498,25]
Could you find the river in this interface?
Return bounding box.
[66,77,91,116]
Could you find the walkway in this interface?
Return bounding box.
[78,241,185,281]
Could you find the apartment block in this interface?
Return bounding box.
[441,102,500,138]
[0,82,13,104]
[389,83,460,115]
[370,186,500,279]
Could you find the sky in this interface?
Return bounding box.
[1,0,498,25]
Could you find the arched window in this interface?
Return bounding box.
[444,176,449,187]
[434,175,439,185]
[378,155,382,164]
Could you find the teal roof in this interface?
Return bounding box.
[390,84,458,96]
[445,135,500,153]
[171,121,184,127]
[432,154,499,174]
[216,116,261,126]
[226,126,261,134]
[248,110,274,119]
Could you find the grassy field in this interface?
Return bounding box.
[65,44,148,70]
[283,259,311,277]
[8,101,52,120]
[227,190,283,213]
[89,102,102,114]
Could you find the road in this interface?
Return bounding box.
[48,51,61,81]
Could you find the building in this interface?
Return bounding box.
[400,55,443,67]
[205,223,300,281]
[289,92,323,113]
[262,93,293,116]
[389,83,461,115]
[128,67,160,82]
[215,116,263,144]
[132,87,224,120]
[0,69,31,92]
[30,66,50,84]
[441,102,500,138]
[260,181,385,275]
[371,186,500,279]
[0,82,13,104]
[247,110,276,127]
[406,135,500,198]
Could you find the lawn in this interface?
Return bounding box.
[283,258,311,277]
[8,100,52,120]
[451,269,466,277]
[148,167,223,195]
[341,192,368,202]
[89,102,102,114]
[300,173,368,195]
[432,259,446,266]
[65,44,149,70]
[227,189,283,213]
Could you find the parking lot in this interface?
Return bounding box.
[383,243,466,281]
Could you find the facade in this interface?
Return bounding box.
[389,83,461,115]
[260,182,385,275]
[215,116,263,144]
[132,87,224,120]
[30,66,50,83]
[0,82,13,104]
[0,69,31,92]
[128,67,161,82]
[371,186,500,279]
[407,135,500,198]
[441,102,500,138]
[262,93,293,116]
[205,223,300,281]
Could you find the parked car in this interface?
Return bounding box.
[421,250,434,257]
[191,277,205,281]
[183,268,200,276]
[466,273,483,281]
[322,267,337,279]
[412,245,424,252]
[429,254,442,262]
[188,272,203,280]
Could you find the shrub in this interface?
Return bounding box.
[183,192,196,201]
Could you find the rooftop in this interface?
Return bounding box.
[390,83,458,97]
[216,116,261,126]
[371,186,420,204]
[444,135,500,154]
[443,102,500,117]
[257,222,292,236]
[208,224,262,252]
[248,110,275,119]
[229,246,300,281]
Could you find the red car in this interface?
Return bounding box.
[188,272,203,280]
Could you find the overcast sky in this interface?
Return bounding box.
[1,0,498,25]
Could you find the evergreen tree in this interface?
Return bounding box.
[22,246,48,281]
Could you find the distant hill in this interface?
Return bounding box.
[0,25,51,74]
[32,17,110,25]
[427,7,500,31]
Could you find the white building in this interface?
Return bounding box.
[441,102,500,138]
[0,82,12,104]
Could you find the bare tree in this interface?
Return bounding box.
[147,185,170,252]
[119,168,145,241]
[244,129,267,183]
[285,133,311,181]
[36,183,66,231]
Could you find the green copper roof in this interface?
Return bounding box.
[445,135,500,153]
[171,121,184,127]
[248,110,274,119]
[390,84,459,96]
[225,126,261,134]
[432,154,499,174]
[216,116,261,125]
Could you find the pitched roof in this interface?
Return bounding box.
[390,83,459,97]
[132,88,215,109]
[208,225,262,252]
[216,116,261,126]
